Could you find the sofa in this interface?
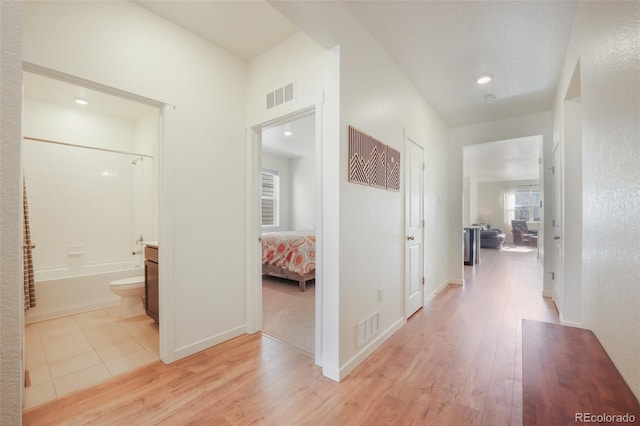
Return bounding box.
[473,224,506,249]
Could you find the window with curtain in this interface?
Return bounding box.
[514,186,541,221]
[502,185,540,240]
[503,185,540,225]
[261,169,279,227]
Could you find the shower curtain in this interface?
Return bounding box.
[23,176,36,311]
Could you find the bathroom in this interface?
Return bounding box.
[22,71,161,409]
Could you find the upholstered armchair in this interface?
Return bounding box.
[511,220,537,244]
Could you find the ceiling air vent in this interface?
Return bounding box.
[266,82,295,110]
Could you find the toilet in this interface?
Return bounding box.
[109,276,145,318]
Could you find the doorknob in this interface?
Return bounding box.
[553,236,560,240]
[407,236,415,241]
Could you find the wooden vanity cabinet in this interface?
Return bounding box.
[144,245,159,323]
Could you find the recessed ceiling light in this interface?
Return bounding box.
[74,98,89,106]
[283,130,292,137]
[477,75,493,85]
[484,94,497,104]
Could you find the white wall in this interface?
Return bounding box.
[337,18,450,377]
[0,1,24,423]
[245,29,341,376]
[469,178,479,225]
[462,177,470,227]
[23,1,248,361]
[133,110,160,247]
[261,152,292,232]
[553,1,640,398]
[449,112,553,292]
[477,182,503,230]
[260,150,315,233]
[262,2,451,380]
[291,153,315,230]
[282,3,454,377]
[247,32,326,128]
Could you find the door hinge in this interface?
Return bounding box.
[551,272,555,280]
[422,163,425,171]
[422,220,425,228]
[422,277,425,286]
[551,166,555,174]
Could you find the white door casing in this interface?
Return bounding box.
[249,106,325,368]
[405,138,424,318]
[552,141,564,312]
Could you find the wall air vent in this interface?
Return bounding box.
[356,311,380,348]
[284,83,294,102]
[266,82,295,110]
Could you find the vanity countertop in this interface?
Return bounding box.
[144,241,159,248]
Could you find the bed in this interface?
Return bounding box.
[261,230,315,291]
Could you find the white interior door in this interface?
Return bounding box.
[552,142,564,310]
[405,139,424,318]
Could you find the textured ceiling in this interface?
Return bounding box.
[344,1,577,127]
[262,113,315,158]
[133,1,576,128]
[25,1,571,181]
[134,0,298,61]
[464,136,542,182]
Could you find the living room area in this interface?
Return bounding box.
[463,136,542,261]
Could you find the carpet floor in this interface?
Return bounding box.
[262,276,315,355]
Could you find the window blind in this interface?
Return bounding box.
[261,170,278,226]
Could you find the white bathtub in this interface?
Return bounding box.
[25,261,145,324]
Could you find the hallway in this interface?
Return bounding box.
[23,246,558,425]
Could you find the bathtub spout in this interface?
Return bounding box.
[132,250,142,255]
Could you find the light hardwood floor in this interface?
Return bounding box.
[23,245,558,425]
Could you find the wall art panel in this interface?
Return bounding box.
[348,125,400,192]
[386,146,400,191]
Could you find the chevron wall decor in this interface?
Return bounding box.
[348,125,400,191]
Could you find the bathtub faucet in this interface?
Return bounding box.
[132,250,142,255]
[135,234,144,246]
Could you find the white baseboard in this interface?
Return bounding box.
[559,313,582,328]
[560,318,582,328]
[172,325,247,361]
[424,279,451,306]
[322,364,340,382]
[338,317,405,381]
[449,278,464,286]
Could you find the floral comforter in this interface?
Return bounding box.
[261,231,316,275]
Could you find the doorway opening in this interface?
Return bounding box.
[21,66,165,409]
[258,111,318,357]
[554,58,582,326]
[462,136,543,281]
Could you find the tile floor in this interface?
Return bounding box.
[23,306,159,411]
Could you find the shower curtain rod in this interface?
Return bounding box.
[23,136,154,159]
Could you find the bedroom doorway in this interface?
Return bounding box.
[258,111,318,357]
